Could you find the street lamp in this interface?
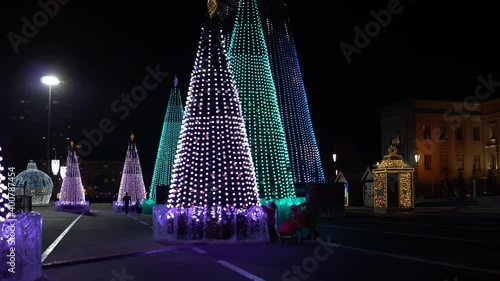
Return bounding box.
[332,153,338,176]
[41,76,60,175]
[414,154,420,194]
[51,159,60,176]
[60,166,67,179]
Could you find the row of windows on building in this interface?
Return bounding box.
[421,154,496,171]
[422,125,497,141]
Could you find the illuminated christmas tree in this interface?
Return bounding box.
[227,0,295,200]
[166,1,260,210]
[0,145,9,222]
[58,141,86,204]
[259,0,325,184]
[149,76,184,202]
[117,134,147,204]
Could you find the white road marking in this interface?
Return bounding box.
[324,242,500,275]
[42,212,84,262]
[384,231,484,243]
[217,260,266,281]
[192,247,207,254]
[138,220,149,226]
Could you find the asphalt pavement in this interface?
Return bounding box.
[30,204,500,281]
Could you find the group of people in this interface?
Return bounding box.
[263,183,321,242]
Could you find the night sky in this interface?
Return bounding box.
[1,0,499,181]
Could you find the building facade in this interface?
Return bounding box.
[33,159,123,202]
[379,98,499,197]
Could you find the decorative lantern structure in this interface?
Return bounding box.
[372,145,415,213]
[14,161,53,205]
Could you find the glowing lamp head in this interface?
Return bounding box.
[332,153,337,163]
[60,166,67,179]
[414,154,421,163]
[41,76,60,86]
[51,159,60,176]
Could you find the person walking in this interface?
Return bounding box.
[123,192,132,214]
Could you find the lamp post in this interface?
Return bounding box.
[332,153,337,176]
[60,166,67,180]
[51,159,60,176]
[41,76,60,175]
[414,154,420,198]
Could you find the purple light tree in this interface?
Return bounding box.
[117,133,147,204]
[55,140,89,211]
[59,141,85,203]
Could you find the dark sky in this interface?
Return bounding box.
[1,0,499,181]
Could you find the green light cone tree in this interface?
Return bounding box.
[149,76,184,202]
[259,0,325,184]
[227,0,295,200]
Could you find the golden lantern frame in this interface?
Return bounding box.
[372,145,415,213]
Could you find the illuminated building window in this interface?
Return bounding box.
[473,127,480,141]
[474,155,480,170]
[424,155,431,170]
[19,100,25,103]
[440,155,448,171]
[490,124,497,139]
[456,127,464,141]
[423,125,431,140]
[19,116,25,120]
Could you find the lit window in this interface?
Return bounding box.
[490,125,497,139]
